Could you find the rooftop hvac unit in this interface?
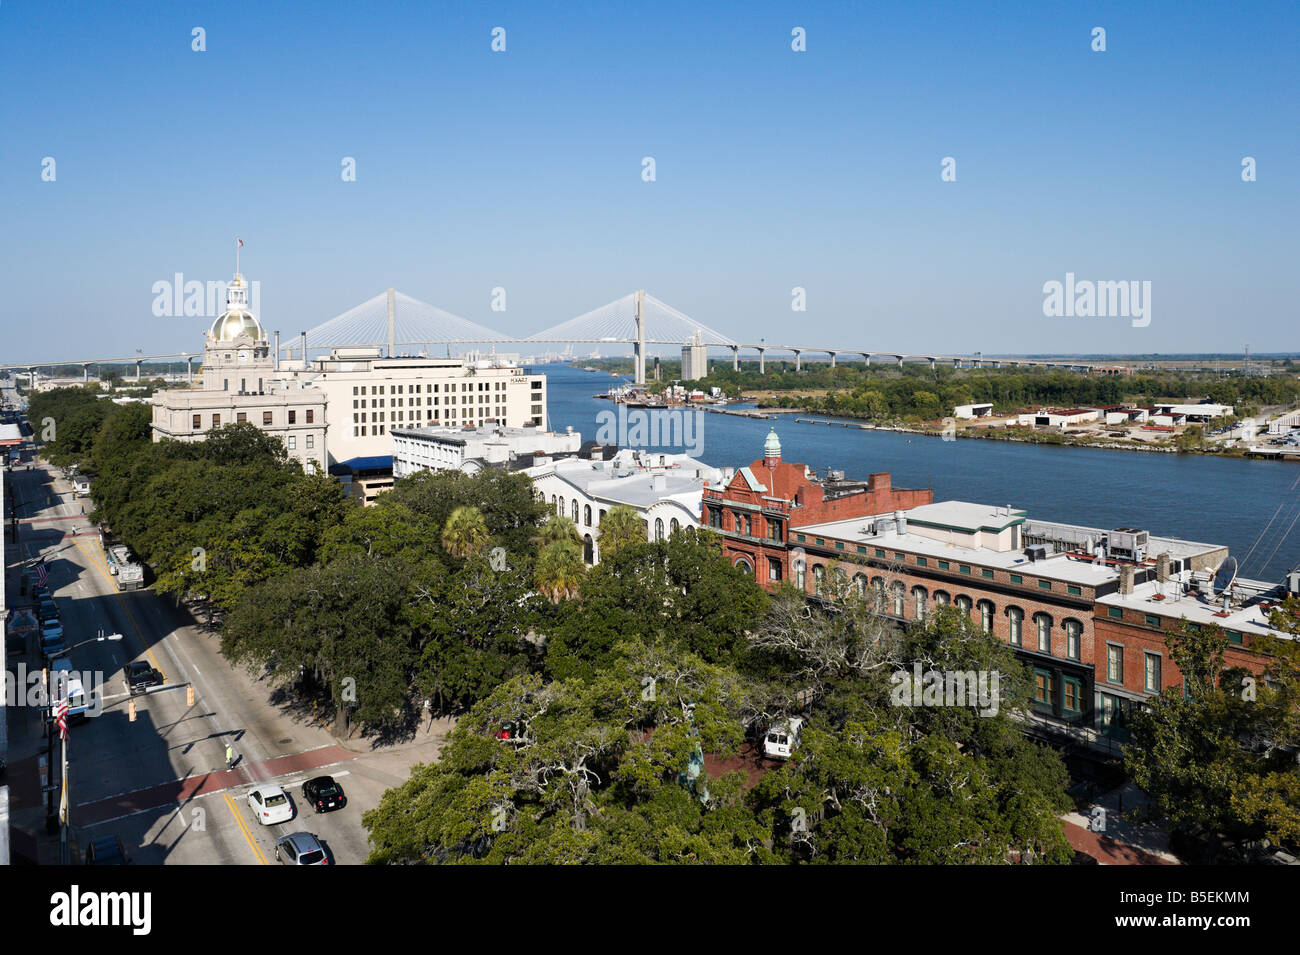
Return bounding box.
[1025,544,1049,562]
[1107,528,1149,562]
[827,469,845,481]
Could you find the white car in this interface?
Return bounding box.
[247,785,294,826]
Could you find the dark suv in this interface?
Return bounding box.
[126,661,164,695]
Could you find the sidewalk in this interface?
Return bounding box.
[1062,781,1180,865]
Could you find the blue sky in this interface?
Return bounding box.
[0,0,1296,362]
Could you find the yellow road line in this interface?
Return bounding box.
[224,791,269,865]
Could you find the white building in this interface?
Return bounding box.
[392,423,582,478]
[1153,403,1233,422]
[681,332,708,381]
[953,403,993,419]
[284,348,547,467]
[526,450,731,564]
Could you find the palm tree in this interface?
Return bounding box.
[441,505,490,559]
[598,505,645,559]
[532,515,580,550]
[534,540,585,603]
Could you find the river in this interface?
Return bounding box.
[535,365,1300,583]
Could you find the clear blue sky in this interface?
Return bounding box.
[1,0,1296,363]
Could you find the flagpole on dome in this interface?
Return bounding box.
[236,236,243,276]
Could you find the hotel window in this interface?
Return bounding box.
[1226,630,1242,644]
[1038,580,1051,591]
[1107,644,1124,684]
[192,414,201,429]
[571,501,579,523]
[1067,584,1081,596]
[1034,613,1052,653]
[813,565,826,595]
[655,518,664,542]
[263,411,273,425]
[1107,606,1123,619]
[794,558,806,592]
[1144,614,1161,627]
[353,387,358,395]
[306,435,314,449]
[287,436,296,450]
[938,560,949,570]
[1010,574,1023,584]
[875,548,885,558]
[959,564,971,574]
[1063,677,1083,715]
[767,520,782,541]
[1007,607,1023,645]
[916,557,928,567]
[1065,619,1082,660]
[289,410,297,424]
[981,568,994,579]
[306,410,314,423]
[933,590,950,607]
[892,582,905,617]
[767,556,782,581]
[237,412,247,424]
[360,427,366,436]
[1033,669,1056,709]
[584,505,592,526]
[955,595,972,616]
[912,586,927,621]
[212,414,221,427]
[1144,653,1161,693]
[978,600,994,633]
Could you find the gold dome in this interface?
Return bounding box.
[209,309,264,341]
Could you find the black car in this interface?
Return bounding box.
[125,661,164,694]
[302,775,347,813]
[38,600,59,623]
[85,835,129,865]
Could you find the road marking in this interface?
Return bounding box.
[224,791,268,865]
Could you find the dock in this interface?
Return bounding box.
[795,417,873,430]
[707,408,772,419]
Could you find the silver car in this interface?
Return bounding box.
[274,831,330,866]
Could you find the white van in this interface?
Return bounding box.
[49,659,90,723]
[763,717,804,760]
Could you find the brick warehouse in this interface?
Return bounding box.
[702,429,1289,746]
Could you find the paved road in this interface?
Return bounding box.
[5,455,450,864]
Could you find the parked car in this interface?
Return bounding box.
[303,776,347,813]
[38,599,59,622]
[85,835,129,865]
[40,630,67,662]
[763,717,804,760]
[247,785,294,826]
[274,832,330,865]
[125,661,164,695]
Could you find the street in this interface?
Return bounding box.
[4,453,448,864]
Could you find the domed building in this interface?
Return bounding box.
[152,271,328,472]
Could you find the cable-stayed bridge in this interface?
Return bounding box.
[1,288,1114,386]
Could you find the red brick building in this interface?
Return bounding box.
[701,428,932,586]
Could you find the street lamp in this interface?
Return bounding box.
[47,633,124,862]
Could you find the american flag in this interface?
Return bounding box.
[35,559,48,587]
[55,697,70,742]
[237,237,244,248]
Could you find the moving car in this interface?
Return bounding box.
[303,775,347,813]
[274,832,330,865]
[763,717,804,760]
[125,661,164,694]
[247,785,294,825]
[85,835,129,865]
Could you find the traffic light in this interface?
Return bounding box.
[185,684,195,707]
[128,698,137,722]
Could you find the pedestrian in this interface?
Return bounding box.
[225,743,235,769]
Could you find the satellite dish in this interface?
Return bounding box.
[1212,557,1239,597]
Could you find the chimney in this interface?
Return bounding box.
[300,331,308,368]
[1156,552,1171,581]
[1119,564,1135,595]
[273,330,280,372]
[894,509,907,534]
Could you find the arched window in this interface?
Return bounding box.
[654,518,664,541]
[891,581,905,617]
[572,500,579,523]
[550,494,557,508]
[794,554,807,591]
[934,590,951,607]
[583,534,594,564]
[813,564,826,595]
[584,505,592,526]
[1006,606,1024,646]
[912,586,928,621]
[734,556,753,575]
[1064,619,1082,660]
[853,573,867,597]
[557,496,565,517]
[1034,612,1053,653]
[955,595,972,616]
[670,518,679,535]
[977,600,995,633]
